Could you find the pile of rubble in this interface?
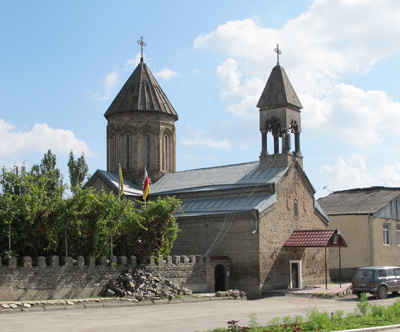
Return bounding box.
[216,289,246,299]
[103,269,193,301]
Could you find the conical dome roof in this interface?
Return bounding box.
[104,59,178,120]
[257,65,302,110]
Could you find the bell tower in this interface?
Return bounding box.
[257,45,303,169]
[104,37,178,186]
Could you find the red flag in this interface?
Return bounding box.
[143,169,150,200]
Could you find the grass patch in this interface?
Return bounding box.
[205,294,400,332]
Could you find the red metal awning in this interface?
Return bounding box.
[283,229,347,248]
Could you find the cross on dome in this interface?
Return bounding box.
[274,44,282,65]
[137,36,147,62]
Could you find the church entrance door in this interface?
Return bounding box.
[215,264,226,292]
[290,260,302,289]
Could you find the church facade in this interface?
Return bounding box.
[86,45,332,298]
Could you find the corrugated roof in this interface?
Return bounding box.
[104,59,178,120]
[174,193,277,217]
[283,230,347,247]
[257,65,303,110]
[96,170,142,196]
[317,187,400,215]
[90,162,286,216]
[151,162,286,194]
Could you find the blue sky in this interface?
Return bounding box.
[1,0,400,198]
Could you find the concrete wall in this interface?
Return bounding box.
[259,165,328,294]
[328,215,370,271]
[369,216,400,266]
[328,215,400,281]
[0,254,209,301]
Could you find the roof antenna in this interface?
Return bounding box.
[137,36,147,63]
[322,185,332,194]
[274,44,282,66]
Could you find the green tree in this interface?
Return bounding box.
[30,149,64,194]
[0,164,65,257]
[0,151,181,261]
[67,151,89,189]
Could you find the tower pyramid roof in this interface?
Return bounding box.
[104,58,178,120]
[257,65,302,110]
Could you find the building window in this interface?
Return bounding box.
[164,135,168,172]
[126,134,130,169]
[111,135,116,171]
[294,199,298,218]
[397,225,400,246]
[146,133,151,170]
[383,224,391,245]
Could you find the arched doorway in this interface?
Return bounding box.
[215,264,226,292]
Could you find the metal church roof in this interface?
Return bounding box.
[88,162,288,216]
[150,161,286,195]
[104,58,178,120]
[257,65,303,110]
[174,193,277,217]
[93,170,142,196]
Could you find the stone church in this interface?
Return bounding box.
[86,45,336,298]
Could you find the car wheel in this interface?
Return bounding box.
[377,286,388,299]
[353,291,361,298]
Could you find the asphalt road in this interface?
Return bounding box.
[2,295,400,332]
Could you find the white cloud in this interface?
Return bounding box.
[0,119,93,159]
[88,54,141,101]
[104,72,118,90]
[320,154,377,190]
[306,84,400,148]
[155,68,180,80]
[378,163,400,187]
[180,124,231,149]
[194,0,400,152]
[216,58,264,118]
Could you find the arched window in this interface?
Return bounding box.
[111,135,116,171]
[294,199,298,218]
[146,133,151,170]
[164,135,168,172]
[126,134,130,169]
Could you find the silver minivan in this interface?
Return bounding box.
[352,266,400,299]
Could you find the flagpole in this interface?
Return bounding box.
[143,167,150,208]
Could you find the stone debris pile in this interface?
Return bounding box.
[103,269,193,301]
[216,289,247,300]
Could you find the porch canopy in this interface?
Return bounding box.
[283,229,347,289]
[283,229,347,248]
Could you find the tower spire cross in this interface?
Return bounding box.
[274,44,282,65]
[137,36,147,61]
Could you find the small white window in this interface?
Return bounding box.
[383,224,390,245]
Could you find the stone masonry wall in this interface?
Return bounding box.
[142,255,210,293]
[259,164,329,293]
[0,254,209,301]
